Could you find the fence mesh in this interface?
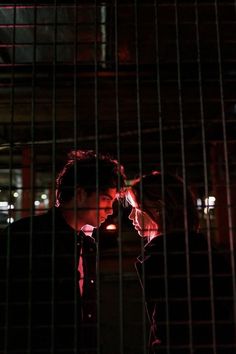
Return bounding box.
[0,2,236,353]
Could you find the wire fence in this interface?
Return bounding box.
[0,1,236,353]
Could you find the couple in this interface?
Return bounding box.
[1,149,235,353]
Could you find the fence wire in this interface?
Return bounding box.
[0,2,236,354]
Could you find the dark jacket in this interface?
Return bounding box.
[0,207,97,354]
[135,232,236,354]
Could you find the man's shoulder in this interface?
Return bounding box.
[2,208,53,234]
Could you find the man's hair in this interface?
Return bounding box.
[56,150,126,206]
[132,171,199,233]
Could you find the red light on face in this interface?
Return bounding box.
[125,189,139,208]
[106,224,117,231]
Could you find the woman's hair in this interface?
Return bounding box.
[56,150,126,206]
[132,171,199,233]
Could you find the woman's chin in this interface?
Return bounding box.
[137,229,147,238]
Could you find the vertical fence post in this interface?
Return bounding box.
[22,146,33,218]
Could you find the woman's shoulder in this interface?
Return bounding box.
[144,231,209,253]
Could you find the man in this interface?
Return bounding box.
[0,150,126,354]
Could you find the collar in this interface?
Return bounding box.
[80,224,95,239]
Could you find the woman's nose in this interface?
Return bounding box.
[128,208,135,220]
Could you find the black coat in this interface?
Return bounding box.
[135,232,236,354]
[0,207,97,354]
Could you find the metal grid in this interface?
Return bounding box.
[0,1,236,353]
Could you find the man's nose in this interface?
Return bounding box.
[105,205,113,216]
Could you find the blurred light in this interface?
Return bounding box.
[204,196,216,214]
[8,204,14,209]
[208,196,216,206]
[7,217,14,224]
[34,200,40,206]
[41,193,47,200]
[13,192,19,198]
[197,198,202,210]
[0,201,8,208]
[106,224,117,231]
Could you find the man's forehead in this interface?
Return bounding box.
[100,188,117,199]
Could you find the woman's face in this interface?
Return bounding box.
[126,189,159,238]
[128,207,158,238]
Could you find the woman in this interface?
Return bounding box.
[125,172,235,354]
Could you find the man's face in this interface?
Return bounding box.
[77,188,117,228]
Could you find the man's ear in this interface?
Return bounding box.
[76,188,87,205]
